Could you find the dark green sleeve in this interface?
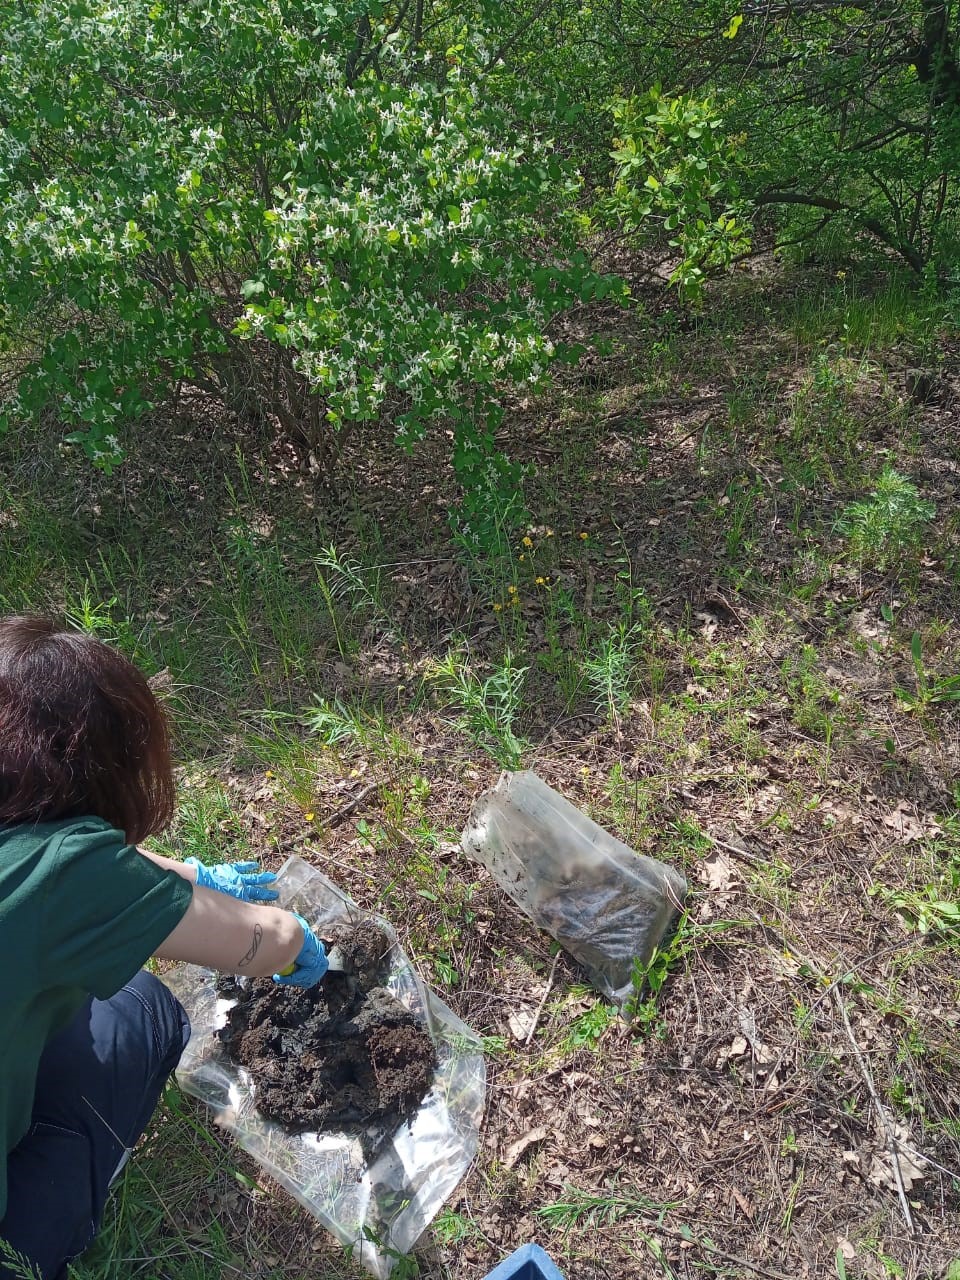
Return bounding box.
[41,822,194,1000]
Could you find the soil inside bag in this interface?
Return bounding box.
[217,920,438,1145]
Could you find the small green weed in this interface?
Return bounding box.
[302,696,411,765]
[879,886,960,938]
[347,1228,419,1278]
[894,631,960,710]
[625,910,690,1030]
[605,762,654,844]
[839,466,935,573]
[626,909,744,1031]
[780,645,844,745]
[583,620,643,726]
[874,811,960,938]
[315,542,394,642]
[432,1208,479,1246]
[787,349,865,471]
[536,580,589,710]
[242,719,324,812]
[427,647,528,768]
[0,1239,40,1279]
[156,781,252,865]
[536,1185,677,1230]
[562,998,617,1053]
[64,582,120,639]
[480,1034,510,1056]
[719,476,763,563]
[780,1129,799,1156]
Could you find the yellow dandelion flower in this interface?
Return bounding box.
[519,553,525,561]
[545,527,555,537]
[536,576,546,585]
[493,602,503,612]
[522,536,533,547]
[304,811,315,822]
[579,531,589,540]
[507,584,517,594]
[511,594,521,606]
[264,770,275,779]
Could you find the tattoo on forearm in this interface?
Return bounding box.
[238,924,263,968]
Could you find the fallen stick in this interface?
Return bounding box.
[831,987,916,1235]
[651,1225,795,1280]
[525,952,561,1047]
[324,781,381,829]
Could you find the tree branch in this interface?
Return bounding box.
[754,188,926,271]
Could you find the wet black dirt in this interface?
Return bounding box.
[217,922,438,1136]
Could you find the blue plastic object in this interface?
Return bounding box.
[481,1243,566,1280]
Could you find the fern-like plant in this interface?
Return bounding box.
[838,467,935,572]
[583,622,643,727]
[427,648,528,769]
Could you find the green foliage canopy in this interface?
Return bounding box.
[0,0,614,494]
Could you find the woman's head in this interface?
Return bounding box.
[0,615,175,842]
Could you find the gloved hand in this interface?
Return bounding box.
[185,858,279,902]
[273,913,329,988]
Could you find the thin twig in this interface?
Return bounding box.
[651,1224,795,1280]
[324,782,381,829]
[300,843,378,884]
[525,952,561,1047]
[702,829,767,867]
[831,988,916,1234]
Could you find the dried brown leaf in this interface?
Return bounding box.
[503,1127,550,1169]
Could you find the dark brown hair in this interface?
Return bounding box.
[0,615,175,842]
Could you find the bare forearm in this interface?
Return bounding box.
[139,847,198,882]
[155,886,303,978]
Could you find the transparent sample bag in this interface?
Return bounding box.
[461,771,687,1006]
[166,856,486,1279]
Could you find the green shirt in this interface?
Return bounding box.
[0,816,193,1218]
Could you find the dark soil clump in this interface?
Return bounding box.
[217,925,437,1136]
[324,920,392,988]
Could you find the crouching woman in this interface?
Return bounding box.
[0,615,328,1279]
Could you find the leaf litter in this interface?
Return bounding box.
[14,263,960,1279]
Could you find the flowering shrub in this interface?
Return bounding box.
[0,0,616,532]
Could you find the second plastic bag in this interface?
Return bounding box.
[166,856,486,1279]
[461,771,687,1006]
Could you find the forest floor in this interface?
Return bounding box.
[2,260,959,1280]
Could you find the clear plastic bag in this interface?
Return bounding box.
[461,771,687,1006]
[165,856,486,1279]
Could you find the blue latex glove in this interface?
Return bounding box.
[185,858,279,902]
[273,913,329,988]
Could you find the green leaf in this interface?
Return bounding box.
[240,280,265,299]
[37,96,66,126]
[723,14,744,39]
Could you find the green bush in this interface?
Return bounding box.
[607,88,749,299]
[0,0,617,537]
